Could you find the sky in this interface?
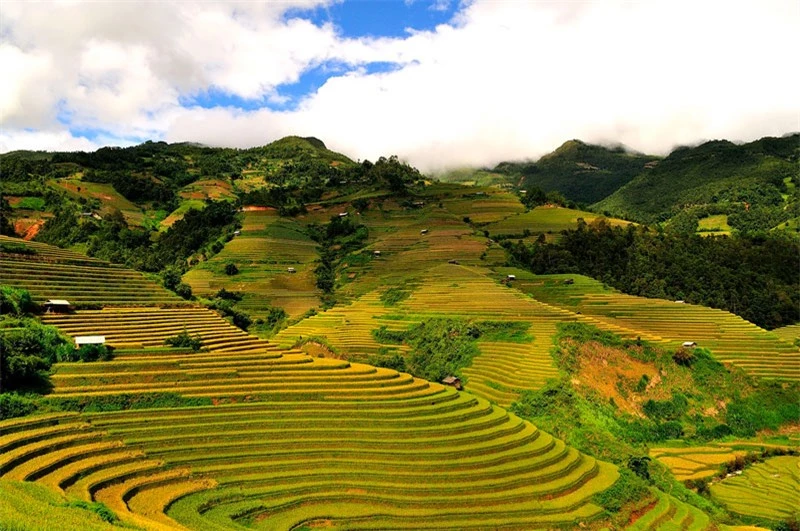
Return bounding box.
[1,0,798,172]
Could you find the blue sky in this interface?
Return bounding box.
[181,0,459,115]
[1,0,797,171]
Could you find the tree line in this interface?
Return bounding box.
[503,219,799,329]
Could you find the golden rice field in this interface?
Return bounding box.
[485,205,633,237]
[509,272,800,382]
[0,236,185,307]
[183,210,321,318]
[5,296,623,530]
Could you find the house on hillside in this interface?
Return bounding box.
[233,230,241,236]
[420,229,429,235]
[563,278,574,285]
[682,341,697,348]
[75,335,105,349]
[441,376,462,390]
[373,250,382,257]
[43,299,72,313]
[506,274,516,281]
[287,267,297,273]
[448,259,459,265]
[338,212,349,217]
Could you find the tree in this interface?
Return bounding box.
[224,262,239,276]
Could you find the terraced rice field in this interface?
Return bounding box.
[485,205,632,237]
[439,189,525,223]
[1,392,619,530]
[49,177,145,226]
[183,210,320,318]
[569,294,800,381]
[5,297,622,530]
[0,236,185,307]
[336,201,489,299]
[278,265,659,407]
[773,324,800,345]
[0,413,214,531]
[711,456,800,523]
[0,478,132,531]
[650,446,748,481]
[510,273,800,382]
[627,489,713,530]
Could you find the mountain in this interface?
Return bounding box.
[593,134,800,224]
[492,140,660,205]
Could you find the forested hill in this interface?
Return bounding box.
[593,134,800,225]
[492,140,659,205]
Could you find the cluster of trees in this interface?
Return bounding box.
[594,135,799,225]
[504,219,799,329]
[36,200,239,278]
[0,287,111,400]
[307,215,369,304]
[242,155,422,215]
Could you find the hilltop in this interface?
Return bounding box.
[438,134,800,236]
[594,134,800,226]
[493,140,659,205]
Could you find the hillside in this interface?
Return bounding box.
[594,134,800,225]
[493,140,659,205]
[1,136,798,531]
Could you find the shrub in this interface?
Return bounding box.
[164,329,202,351]
[380,287,411,307]
[57,343,113,362]
[174,282,193,300]
[0,286,36,316]
[214,288,243,301]
[64,501,118,524]
[371,325,407,344]
[673,347,696,366]
[0,393,38,420]
[367,352,407,372]
[224,262,239,275]
[593,468,650,513]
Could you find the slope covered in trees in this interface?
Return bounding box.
[593,134,800,225]
[493,140,659,205]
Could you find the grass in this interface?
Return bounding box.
[697,214,731,233]
[9,196,47,211]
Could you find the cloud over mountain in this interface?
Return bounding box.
[2,0,798,171]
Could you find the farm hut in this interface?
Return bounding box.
[338,212,349,217]
[448,259,459,265]
[675,300,685,304]
[75,336,105,348]
[519,190,527,194]
[682,341,697,348]
[43,299,72,313]
[413,201,425,207]
[233,230,241,236]
[420,229,429,235]
[441,376,462,390]
[287,267,297,273]
[563,278,574,285]
[506,274,516,281]
[373,250,382,257]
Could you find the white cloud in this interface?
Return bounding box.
[2,0,799,172]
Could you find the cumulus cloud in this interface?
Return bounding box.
[1,0,798,171]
